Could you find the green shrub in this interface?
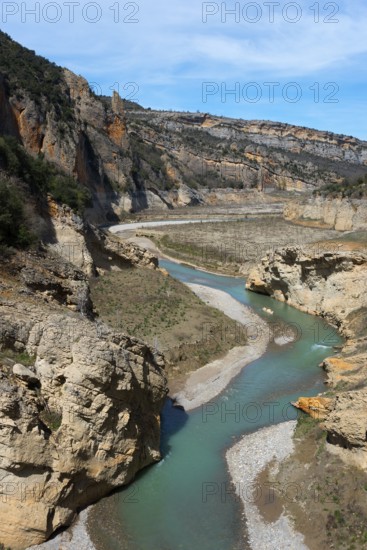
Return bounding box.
[39,408,62,432]
[0,31,74,123]
[316,173,367,199]
[0,135,91,212]
[0,179,33,248]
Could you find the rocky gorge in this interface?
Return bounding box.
[0,28,367,550]
[1,30,367,224]
[0,225,167,548]
[246,246,367,460]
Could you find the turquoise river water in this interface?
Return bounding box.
[95,258,342,550]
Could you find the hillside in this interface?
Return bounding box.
[1,31,367,224]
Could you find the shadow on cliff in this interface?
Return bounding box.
[160,397,189,458]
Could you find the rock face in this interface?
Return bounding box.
[324,390,367,449]
[42,196,158,275]
[44,197,95,276]
[1,31,367,219]
[0,252,167,549]
[284,196,367,231]
[246,246,367,330]
[246,246,367,454]
[292,397,332,419]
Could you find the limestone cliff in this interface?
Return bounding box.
[1,31,367,219]
[43,197,158,275]
[0,250,167,549]
[284,196,367,231]
[246,246,367,458]
[246,246,367,331]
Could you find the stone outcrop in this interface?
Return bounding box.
[85,224,158,271]
[15,250,94,317]
[1,31,367,219]
[324,390,367,449]
[246,246,367,331]
[42,196,158,275]
[246,246,367,454]
[292,397,332,419]
[0,251,167,549]
[284,196,367,231]
[44,197,95,276]
[321,354,367,387]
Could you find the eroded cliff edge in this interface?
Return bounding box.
[246,246,367,458]
[1,30,367,222]
[0,246,167,550]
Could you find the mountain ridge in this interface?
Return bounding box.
[1,30,367,225]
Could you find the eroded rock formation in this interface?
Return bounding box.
[1,31,367,220]
[0,250,167,549]
[284,196,367,231]
[246,246,367,457]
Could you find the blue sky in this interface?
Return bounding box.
[2,0,367,138]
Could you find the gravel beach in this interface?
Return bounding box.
[27,510,96,550]
[226,421,309,550]
[172,283,269,411]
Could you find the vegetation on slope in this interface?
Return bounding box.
[316,174,367,199]
[0,135,91,211]
[90,267,247,379]
[0,178,34,249]
[0,135,91,249]
[0,30,74,122]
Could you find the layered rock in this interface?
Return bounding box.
[44,197,95,276]
[324,390,367,449]
[42,197,158,275]
[246,246,367,454]
[284,196,367,231]
[1,31,367,219]
[0,252,167,549]
[246,246,367,331]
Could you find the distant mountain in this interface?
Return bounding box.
[1,29,367,226]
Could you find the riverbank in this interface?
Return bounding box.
[171,283,269,410]
[26,217,324,550]
[226,421,308,550]
[27,510,96,550]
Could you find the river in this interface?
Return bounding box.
[90,258,342,550]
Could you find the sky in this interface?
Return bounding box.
[1,0,367,139]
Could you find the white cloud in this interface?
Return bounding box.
[2,0,367,136]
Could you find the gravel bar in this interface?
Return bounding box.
[226,421,309,550]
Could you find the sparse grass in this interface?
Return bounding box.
[90,267,247,379]
[294,412,321,438]
[148,217,340,275]
[39,408,62,432]
[0,348,36,367]
[274,414,367,550]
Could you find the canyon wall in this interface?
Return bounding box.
[284,196,367,231]
[0,248,166,549]
[246,246,367,458]
[1,31,367,219]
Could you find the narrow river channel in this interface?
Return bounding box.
[92,257,342,550]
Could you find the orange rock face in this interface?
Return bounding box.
[292,396,332,419]
[107,115,126,146]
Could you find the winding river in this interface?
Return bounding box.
[92,256,342,550]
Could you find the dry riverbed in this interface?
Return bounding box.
[28,214,367,550]
[172,283,269,410]
[141,217,340,275]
